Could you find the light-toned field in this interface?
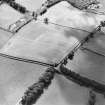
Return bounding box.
[1,1,105,105]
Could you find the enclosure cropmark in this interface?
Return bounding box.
[8,12,34,33]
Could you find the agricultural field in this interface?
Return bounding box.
[1,0,105,105]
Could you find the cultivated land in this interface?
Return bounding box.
[1,0,105,105]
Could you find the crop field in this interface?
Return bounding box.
[1,0,105,105]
